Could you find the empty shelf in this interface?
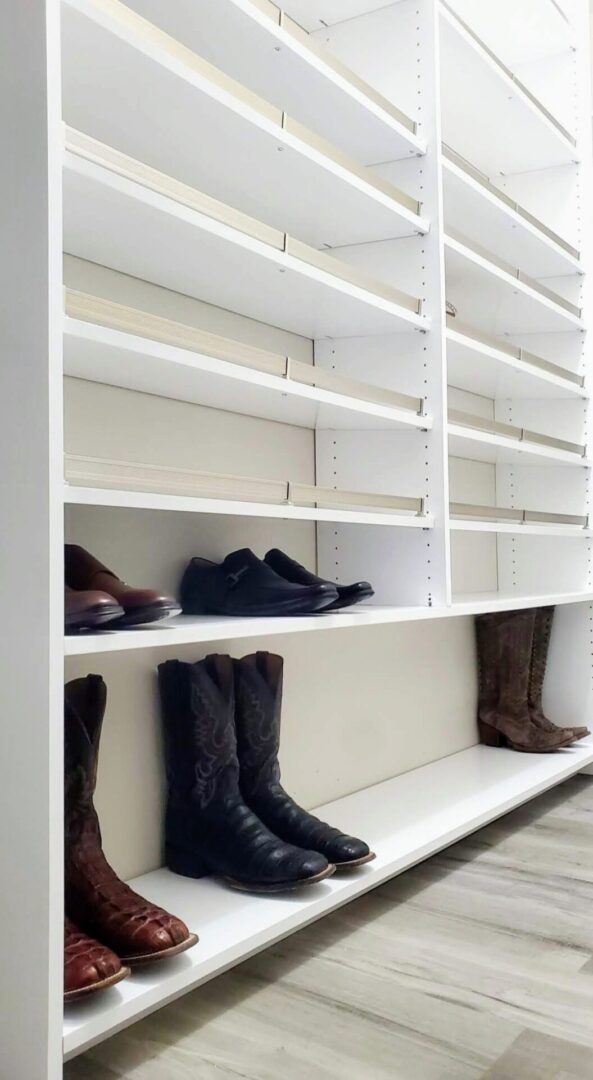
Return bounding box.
[444,0,575,67]
[446,321,586,400]
[442,145,580,279]
[121,0,424,163]
[64,292,430,432]
[444,233,583,337]
[448,414,589,467]
[63,135,425,339]
[64,456,432,528]
[62,0,425,241]
[440,1,579,176]
[450,501,590,537]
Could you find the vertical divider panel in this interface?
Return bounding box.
[541,0,593,757]
[314,0,450,608]
[0,1,64,1077]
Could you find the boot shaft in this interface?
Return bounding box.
[158,655,240,810]
[528,606,554,712]
[64,676,107,837]
[475,609,535,719]
[234,652,284,795]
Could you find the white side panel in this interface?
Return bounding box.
[0,2,64,1077]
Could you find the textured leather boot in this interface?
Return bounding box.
[64,917,129,1002]
[475,610,577,752]
[158,656,334,892]
[234,652,375,867]
[65,545,180,627]
[65,676,198,964]
[529,607,589,742]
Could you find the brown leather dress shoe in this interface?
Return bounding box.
[65,586,124,632]
[64,917,129,1002]
[65,545,181,628]
[65,676,199,965]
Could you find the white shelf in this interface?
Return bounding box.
[63,316,430,432]
[439,2,579,176]
[63,734,593,1058]
[63,150,425,340]
[64,484,434,528]
[444,234,583,337]
[446,325,586,401]
[63,606,444,657]
[120,0,425,165]
[442,150,580,279]
[278,0,401,31]
[448,423,589,467]
[445,0,575,66]
[451,518,592,538]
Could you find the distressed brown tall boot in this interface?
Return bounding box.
[529,607,589,742]
[475,610,576,752]
[65,675,198,964]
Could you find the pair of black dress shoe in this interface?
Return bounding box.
[158,651,375,892]
[180,547,374,617]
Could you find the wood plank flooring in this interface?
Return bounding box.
[64,774,593,1079]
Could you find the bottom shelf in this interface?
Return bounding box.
[63,736,593,1059]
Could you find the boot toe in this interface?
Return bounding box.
[327,837,372,865]
[121,913,192,959]
[291,850,331,881]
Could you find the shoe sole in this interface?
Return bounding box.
[224,863,336,893]
[121,932,199,967]
[334,851,377,869]
[185,599,336,617]
[319,588,375,612]
[107,603,182,629]
[65,603,125,632]
[64,964,130,1002]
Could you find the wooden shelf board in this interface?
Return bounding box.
[63,734,593,1058]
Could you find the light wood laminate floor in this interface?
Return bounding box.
[65,775,593,1080]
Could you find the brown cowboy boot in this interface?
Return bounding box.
[475,610,577,752]
[65,675,198,965]
[64,917,129,1002]
[529,607,589,742]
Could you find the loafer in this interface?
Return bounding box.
[180,548,338,617]
[264,548,374,611]
[65,545,181,628]
[65,587,124,632]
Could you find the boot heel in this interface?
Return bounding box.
[478,720,505,748]
[166,845,212,879]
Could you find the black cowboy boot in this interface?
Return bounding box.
[158,656,334,892]
[234,652,375,868]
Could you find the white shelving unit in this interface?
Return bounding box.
[2,0,593,1076]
